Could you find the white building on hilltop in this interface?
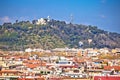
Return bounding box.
[36,18,47,25]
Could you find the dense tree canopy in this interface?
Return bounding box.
[0,19,120,50]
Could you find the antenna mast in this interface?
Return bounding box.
[70,14,73,23]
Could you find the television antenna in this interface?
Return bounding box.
[70,14,73,23]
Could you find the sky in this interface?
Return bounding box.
[0,0,120,33]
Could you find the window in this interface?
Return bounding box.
[47,71,50,74]
[68,62,70,64]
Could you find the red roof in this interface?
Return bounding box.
[0,70,21,73]
[18,77,45,80]
[104,66,120,70]
[24,63,40,69]
[5,56,28,60]
[24,62,46,68]
[23,60,46,68]
[23,60,41,63]
[94,76,120,80]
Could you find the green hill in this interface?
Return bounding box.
[0,19,120,50]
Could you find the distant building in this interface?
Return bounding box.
[25,48,32,52]
[36,18,47,25]
[25,48,44,52]
[47,16,50,22]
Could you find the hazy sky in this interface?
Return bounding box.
[0,0,120,33]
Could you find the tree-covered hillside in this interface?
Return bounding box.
[0,19,120,50]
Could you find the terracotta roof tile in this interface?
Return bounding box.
[104,66,120,70]
[0,70,21,73]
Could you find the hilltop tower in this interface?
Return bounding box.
[47,16,50,22]
[70,14,73,23]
